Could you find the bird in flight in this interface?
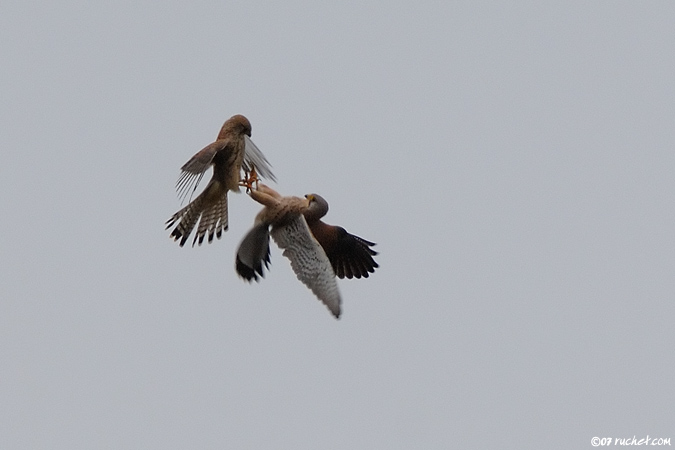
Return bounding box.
[235,184,378,318]
[166,114,275,246]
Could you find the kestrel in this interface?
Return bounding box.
[166,114,275,246]
[236,184,379,318]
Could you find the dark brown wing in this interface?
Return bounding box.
[309,221,378,279]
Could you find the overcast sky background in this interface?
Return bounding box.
[1,1,674,449]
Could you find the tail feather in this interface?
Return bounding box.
[194,194,228,246]
[166,199,203,247]
[166,185,229,247]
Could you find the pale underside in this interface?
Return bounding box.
[270,215,342,318]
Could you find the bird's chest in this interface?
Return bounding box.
[213,145,245,191]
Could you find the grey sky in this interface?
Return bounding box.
[1,1,674,449]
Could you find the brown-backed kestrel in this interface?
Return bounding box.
[235,184,378,318]
[166,114,275,246]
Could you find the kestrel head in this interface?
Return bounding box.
[218,114,252,139]
[304,193,329,221]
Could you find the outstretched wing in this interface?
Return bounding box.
[325,227,378,279]
[243,135,276,182]
[308,221,379,279]
[271,216,341,318]
[175,141,223,202]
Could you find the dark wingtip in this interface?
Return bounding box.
[236,256,265,282]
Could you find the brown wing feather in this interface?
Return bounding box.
[175,141,224,201]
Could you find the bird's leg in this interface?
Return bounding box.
[239,166,260,193]
[248,166,260,191]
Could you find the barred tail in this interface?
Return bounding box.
[166,184,229,246]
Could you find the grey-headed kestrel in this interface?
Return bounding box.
[166,114,275,246]
[235,184,378,318]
